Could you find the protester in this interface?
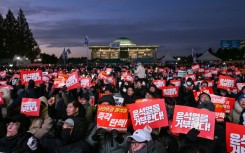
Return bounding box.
[230,94,245,124]
[127,126,167,153]
[0,114,39,152]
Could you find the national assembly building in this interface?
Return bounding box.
[89,37,159,62]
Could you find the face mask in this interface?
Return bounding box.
[186,82,192,86]
[61,128,72,145]
[142,81,146,86]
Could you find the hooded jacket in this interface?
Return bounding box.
[28,96,54,139]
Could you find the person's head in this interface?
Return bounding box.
[241,86,245,94]
[127,126,152,152]
[136,80,142,88]
[198,101,215,112]
[201,81,208,88]
[238,94,245,108]
[165,98,176,120]
[99,95,115,106]
[127,86,135,96]
[6,114,31,137]
[186,78,193,87]
[78,93,90,105]
[28,79,35,88]
[198,93,211,103]
[66,101,82,116]
[149,85,157,93]
[219,89,228,96]
[60,118,74,144]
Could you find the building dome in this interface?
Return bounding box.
[113,37,136,46]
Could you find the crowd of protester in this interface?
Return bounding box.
[0,62,244,153]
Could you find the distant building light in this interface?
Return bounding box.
[9,64,13,67]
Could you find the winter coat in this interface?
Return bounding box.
[0,132,38,153]
[28,96,54,139]
[122,94,138,105]
[135,65,145,79]
[127,140,168,153]
[86,126,129,153]
[229,101,243,124]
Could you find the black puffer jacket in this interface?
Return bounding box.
[0,132,38,153]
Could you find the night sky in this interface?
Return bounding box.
[1,0,245,58]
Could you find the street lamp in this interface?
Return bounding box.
[177,57,181,61]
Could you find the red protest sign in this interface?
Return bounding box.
[128,99,168,130]
[42,75,50,84]
[193,87,214,101]
[203,72,212,78]
[66,72,80,90]
[152,80,166,89]
[170,80,181,87]
[0,93,4,105]
[0,81,7,85]
[162,86,179,97]
[0,85,12,91]
[172,105,215,140]
[217,75,236,90]
[185,74,196,81]
[80,77,92,89]
[211,69,218,75]
[226,122,245,153]
[210,94,235,114]
[105,68,113,75]
[237,83,245,92]
[21,98,41,116]
[21,70,43,85]
[97,105,128,132]
[199,68,204,73]
[53,78,66,88]
[207,80,214,87]
[191,64,200,71]
[121,72,134,82]
[98,71,109,80]
[0,71,6,78]
[135,98,162,103]
[106,76,116,86]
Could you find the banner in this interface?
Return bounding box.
[98,71,109,80]
[105,68,113,75]
[66,72,80,90]
[21,98,41,116]
[177,70,187,78]
[21,70,43,85]
[172,105,215,140]
[97,105,128,132]
[0,93,4,105]
[210,94,235,114]
[162,86,179,97]
[0,71,6,78]
[0,81,7,85]
[152,80,166,89]
[193,87,214,101]
[42,75,50,84]
[237,83,245,92]
[203,72,212,78]
[53,78,66,88]
[199,68,204,73]
[191,64,200,71]
[128,99,168,130]
[185,74,196,81]
[226,122,245,153]
[217,75,236,90]
[80,77,92,89]
[170,80,181,87]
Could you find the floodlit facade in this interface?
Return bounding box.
[89,37,159,61]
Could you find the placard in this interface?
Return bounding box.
[21,98,41,116]
[21,70,43,85]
